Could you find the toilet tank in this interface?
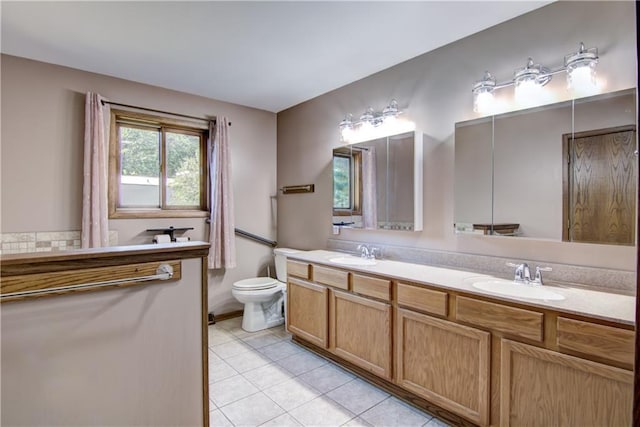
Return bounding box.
[273,248,300,282]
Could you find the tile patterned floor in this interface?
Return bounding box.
[209,317,451,427]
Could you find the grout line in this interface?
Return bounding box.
[209,321,446,427]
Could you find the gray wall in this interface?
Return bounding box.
[277,1,637,270]
[1,55,278,314]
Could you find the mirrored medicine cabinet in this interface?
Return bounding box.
[454,88,637,246]
[332,130,423,231]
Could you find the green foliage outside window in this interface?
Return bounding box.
[333,155,351,209]
[119,125,204,208]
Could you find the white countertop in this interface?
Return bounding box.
[288,250,635,326]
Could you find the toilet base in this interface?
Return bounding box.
[242,309,284,332]
[240,296,284,332]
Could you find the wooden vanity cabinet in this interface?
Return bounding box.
[396,308,490,426]
[287,262,394,379]
[329,289,393,380]
[500,339,633,427]
[286,259,634,427]
[287,277,328,348]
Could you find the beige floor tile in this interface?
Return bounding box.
[208,318,439,427]
[209,360,239,383]
[225,349,272,373]
[288,396,355,427]
[298,363,355,393]
[424,417,451,427]
[342,417,373,427]
[215,317,243,330]
[220,392,285,426]
[243,362,296,390]
[326,378,389,415]
[258,340,302,361]
[210,375,259,407]
[209,409,233,427]
[208,349,222,363]
[211,339,253,359]
[360,397,431,427]
[209,327,238,346]
[242,332,284,349]
[260,413,302,426]
[263,378,321,411]
[275,351,327,376]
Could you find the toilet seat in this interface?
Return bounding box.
[232,277,280,291]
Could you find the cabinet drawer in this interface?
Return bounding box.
[456,297,543,342]
[557,317,634,365]
[287,260,310,280]
[313,265,349,290]
[397,283,448,317]
[352,274,391,301]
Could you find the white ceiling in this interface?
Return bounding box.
[1,1,549,113]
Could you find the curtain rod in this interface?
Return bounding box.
[100,100,231,126]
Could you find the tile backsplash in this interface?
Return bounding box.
[327,238,636,295]
[0,230,118,255]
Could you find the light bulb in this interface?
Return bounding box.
[515,77,542,107]
[473,90,495,113]
[564,43,599,97]
[567,63,598,96]
[341,126,353,142]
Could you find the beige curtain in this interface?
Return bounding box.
[208,117,236,269]
[81,92,110,248]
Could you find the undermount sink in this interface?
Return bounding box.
[471,279,565,301]
[328,256,377,266]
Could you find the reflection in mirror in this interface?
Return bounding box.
[455,89,636,245]
[332,146,360,226]
[332,131,422,231]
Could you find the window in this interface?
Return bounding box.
[332,148,362,216]
[109,110,208,218]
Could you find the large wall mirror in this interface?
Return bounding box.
[455,88,637,245]
[332,131,423,231]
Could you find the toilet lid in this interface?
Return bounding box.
[233,277,280,290]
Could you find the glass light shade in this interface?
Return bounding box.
[472,71,496,113]
[473,88,495,113]
[382,99,400,118]
[514,76,543,107]
[567,60,598,96]
[358,120,375,140]
[565,43,599,97]
[360,107,375,124]
[340,126,354,142]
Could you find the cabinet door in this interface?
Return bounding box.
[396,308,490,426]
[500,339,632,427]
[329,289,392,379]
[287,278,328,348]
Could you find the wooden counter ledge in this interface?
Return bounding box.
[0,241,210,303]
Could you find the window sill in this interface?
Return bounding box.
[109,209,209,219]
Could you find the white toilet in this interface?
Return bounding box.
[232,247,300,332]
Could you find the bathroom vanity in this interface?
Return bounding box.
[285,250,634,427]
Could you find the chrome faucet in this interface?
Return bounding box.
[507,262,552,285]
[369,247,381,260]
[507,262,531,283]
[357,244,371,259]
[531,266,553,286]
[357,244,379,260]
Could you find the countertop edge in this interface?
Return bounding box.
[0,242,210,276]
[287,250,635,327]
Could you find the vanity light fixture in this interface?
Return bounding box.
[339,99,410,143]
[565,42,599,96]
[472,42,599,113]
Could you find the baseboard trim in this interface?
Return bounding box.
[292,336,476,427]
[208,309,243,325]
